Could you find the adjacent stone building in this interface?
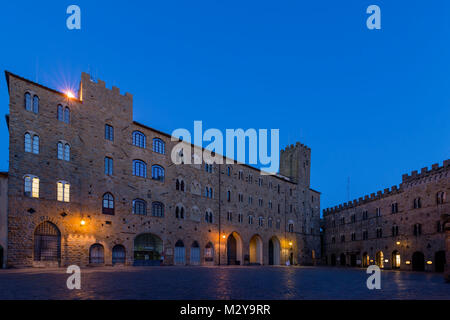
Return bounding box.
[0,172,7,268]
[322,161,449,272]
[4,71,321,268]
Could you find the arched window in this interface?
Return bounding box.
[258,216,264,227]
[133,160,147,177]
[153,138,165,154]
[57,142,70,161]
[64,107,70,124]
[89,244,105,264]
[227,190,231,202]
[24,175,39,198]
[64,144,70,161]
[132,131,146,148]
[32,135,39,154]
[175,205,185,219]
[268,217,273,228]
[57,105,63,121]
[180,180,185,191]
[24,133,32,152]
[152,202,164,217]
[413,197,422,209]
[436,191,446,205]
[25,92,31,111]
[176,178,185,191]
[227,167,231,176]
[32,95,39,113]
[133,199,147,215]
[102,193,114,215]
[152,165,164,181]
[288,222,294,233]
[57,181,70,202]
[205,210,213,223]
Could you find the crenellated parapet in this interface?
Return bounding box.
[80,72,133,101]
[401,159,450,183]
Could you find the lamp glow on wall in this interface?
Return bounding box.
[288,241,293,247]
[396,241,401,245]
[427,261,433,265]
[405,261,411,265]
[80,219,86,226]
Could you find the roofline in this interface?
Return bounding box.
[309,188,321,194]
[5,70,302,186]
[4,70,81,102]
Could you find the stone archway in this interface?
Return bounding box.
[330,254,336,266]
[112,245,126,265]
[362,252,369,267]
[340,253,346,266]
[392,250,401,269]
[249,235,263,265]
[227,232,243,265]
[268,236,281,265]
[412,251,425,271]
[435,250,445,273]
[375,251,384,268]
[133,233,163,266]
[33,221,61,267]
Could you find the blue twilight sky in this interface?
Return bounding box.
[0,1,449,211]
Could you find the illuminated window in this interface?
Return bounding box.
[24,175,39,198]
[132,131,146,148]
[152,138,165,154]
[102,193,114,215]
[133,199,147,215]
[57,181,70,202]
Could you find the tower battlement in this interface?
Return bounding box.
[401,159,450,183]
[80,72,133,101]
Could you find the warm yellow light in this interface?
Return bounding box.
[80,219,86,226]
[405,260,411,265]
[222,235,226,239]
[396,241,401,245]
[427,261,432,265]
[289,241,293,246]
[66,91,75,99]
[384,259,389,263]
[370,259,374,263]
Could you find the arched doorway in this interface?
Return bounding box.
[0,245,3,268]
[362,252,369,267]
[134,233,163,266]
[412,251,425,271]
[190,241,200,265]
[268,236,281,265]
[204,242,214,263]
[174,240,186,265]
[227,232,243,265]
[249,235,263,265]
[392,250,401,269]
[350,254,357,267]
[33,221,61,266]
[340,253,346,266]
[112,245,126,265]
[375,251,384,268]
[435,251,445,273]
[330,254,336,266]
[89,244,105,265]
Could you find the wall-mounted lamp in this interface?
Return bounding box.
[396,241,401,245]
[288,241,293,247]
[384,259,389,263]
[405,260,411,265]
[222,234,226,239]
[80,219,86,226]
[426,261,432,265]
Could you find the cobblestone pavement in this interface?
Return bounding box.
[0,266,448,300]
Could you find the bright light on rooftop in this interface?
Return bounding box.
[66,91,75,99]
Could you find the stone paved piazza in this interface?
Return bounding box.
[0,266,448,300]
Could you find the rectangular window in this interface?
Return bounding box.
[105,124,114,141]
[105,157,113,175]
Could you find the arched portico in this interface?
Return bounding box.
[133,233,163,266]
[227,232,243,265]
[249,234,263,265]
[268,236,281,265]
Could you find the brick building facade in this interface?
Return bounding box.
[4,71,321,268]
[322,161,449,272]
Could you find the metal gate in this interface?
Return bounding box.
[34,221,61,262]
[174,240,185,265]
[190,242,200,265]
[89,244,105,264]
[112,245,126,265]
